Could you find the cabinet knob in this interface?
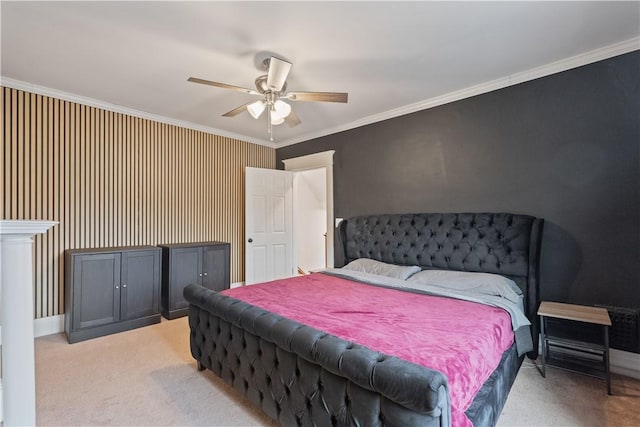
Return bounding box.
[248,238,253,243]
[115,285,119,289]
[203,272,208,276]
[199,273,202,277]
[122,284,127,288]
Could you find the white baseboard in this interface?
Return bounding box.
[0,315,64,344]
[538,334,640,380]
[2,314,638,380]
[610,349,640,379]
[230,281,244,289]
[25,317,640,380]
[34,314,65,338]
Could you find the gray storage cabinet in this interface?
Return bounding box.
[159,241,230,319]
[64,246,161,343]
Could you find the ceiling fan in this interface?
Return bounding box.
[188,56,348,141]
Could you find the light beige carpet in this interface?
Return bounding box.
[35,318,640,426]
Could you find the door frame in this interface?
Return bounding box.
[282,150,335,268]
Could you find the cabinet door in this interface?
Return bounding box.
[72,253,121,330]
[121,250,160,320]
[170,247,202,310]
[202,245,230,291]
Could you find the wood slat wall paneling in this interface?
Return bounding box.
[1,89,5,220]
[11,90,17,218]
[1,86,275,318]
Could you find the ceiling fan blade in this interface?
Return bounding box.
[285,91,348,103]
[284,110,302,127]
[266,57,292,92]
[222,101,254,117]
[187,77,260,96]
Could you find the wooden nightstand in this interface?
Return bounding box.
[537,301,612,395]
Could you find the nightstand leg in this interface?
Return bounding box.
[539,315,546,378]
[604,325,611,395]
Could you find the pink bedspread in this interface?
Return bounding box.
[223,273,515,426]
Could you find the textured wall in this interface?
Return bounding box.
[277,51,640,309]
[1,87,275,318]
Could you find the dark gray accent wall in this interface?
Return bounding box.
[277,51,640,310]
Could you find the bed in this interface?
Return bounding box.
[184,212,543,426]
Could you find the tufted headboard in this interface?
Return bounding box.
[338,212,544,357]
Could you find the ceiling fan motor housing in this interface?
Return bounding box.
[255,75,286,95]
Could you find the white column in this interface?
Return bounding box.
[0,220,57,427]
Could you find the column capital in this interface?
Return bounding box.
[0,220,58,237]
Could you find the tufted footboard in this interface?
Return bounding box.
[185,284,451,427]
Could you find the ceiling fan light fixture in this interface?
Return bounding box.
[272,100,291,119]
[270,100,291,126]
[270,113,285,126]
[247,100,266,119]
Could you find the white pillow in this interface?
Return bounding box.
[342,258,421,280]
[406,269,522,304]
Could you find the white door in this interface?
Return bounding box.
[245,167,294,285]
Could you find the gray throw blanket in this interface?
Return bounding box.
[320,268,534,356]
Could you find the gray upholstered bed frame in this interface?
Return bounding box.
[185,213,543,426]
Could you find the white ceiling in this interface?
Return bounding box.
[1,2,639,147]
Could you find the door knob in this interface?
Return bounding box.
[248,238,253,243]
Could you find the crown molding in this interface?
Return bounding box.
[275,37,640,148]
[0,77,273,148]
[2,37,638,150]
